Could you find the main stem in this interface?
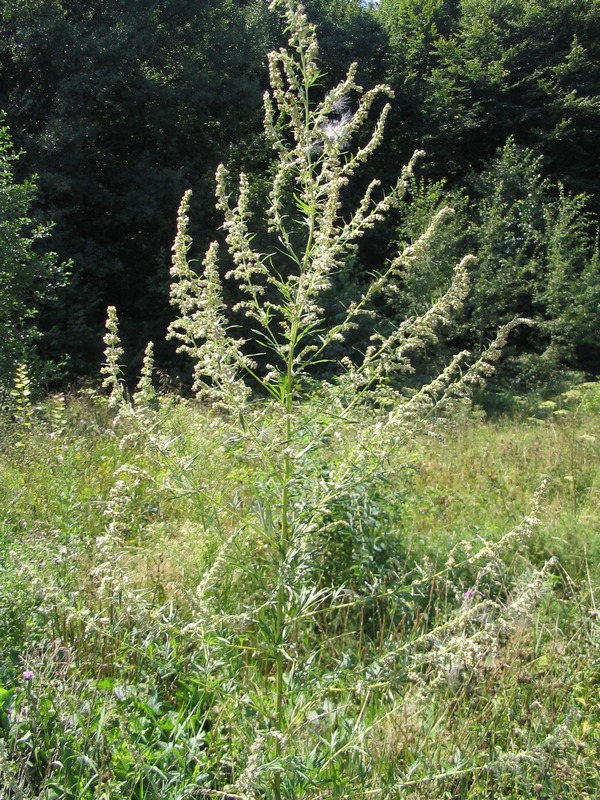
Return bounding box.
[274,41,317,798]
[274,321,296,799]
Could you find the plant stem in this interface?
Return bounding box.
[273,51,314,791]
[274,324,297,800]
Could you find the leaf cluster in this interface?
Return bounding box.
[0,116,67,396]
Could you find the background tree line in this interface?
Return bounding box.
[1,0,600,394]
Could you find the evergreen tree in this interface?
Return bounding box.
[378,0,600,207]
[394,138,600,391]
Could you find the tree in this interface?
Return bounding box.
[425,0,600,198]
[393,138,600,392]
[468,139,600,384]
[0,115,67,394]
[378,0,600,211]
[0,0,271,375]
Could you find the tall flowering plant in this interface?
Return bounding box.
[168,1,518,417]
[167,2,524,795]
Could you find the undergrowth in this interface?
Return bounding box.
[1,382,598,799]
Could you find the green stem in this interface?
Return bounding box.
[274,335,295,800]
[274,43,316,799]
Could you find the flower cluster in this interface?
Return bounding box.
[100,305,125,409]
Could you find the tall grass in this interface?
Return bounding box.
[1,385,598,798]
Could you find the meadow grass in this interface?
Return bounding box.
[404,388,600,584]
[0,386,598,799]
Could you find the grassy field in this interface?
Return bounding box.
[1,383,598,799]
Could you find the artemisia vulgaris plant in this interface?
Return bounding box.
[166,2,526,796]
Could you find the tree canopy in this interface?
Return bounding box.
[1,0,599,389]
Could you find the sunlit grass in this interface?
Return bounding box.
[1,385,598,799]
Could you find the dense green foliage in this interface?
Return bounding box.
[394,139,600,389]
[0,117,67,397]
[1,0,600,383]
[380,0,600,198]
[0,0,273,373]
